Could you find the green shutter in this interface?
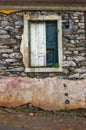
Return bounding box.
[46,21,58,66]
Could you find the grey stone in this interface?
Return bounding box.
[64,51,72,55]
[63,61,76,67]
[73,51,78,55]
[0,49,13,53]
[16,36,22,40]
[2,54,9,58]
[0,35,10,39]
[5,59,17,63]
[77,30,85,34]
[5,26,14,30]
[15,21,23,26]
[11,67,24,72]
[63,29,73,35]
[67,57,73,60]
[0,30,7,35]
[79,25,84,29]
[0,60,6,65]
[63,69,69,74]
[10,53,22,59]
[63,38,69,43]
[63,55,66,60]
[75,68,86,73]
[80,61,86,66]
[73,56,86,62]
[1,21,9,27]
[80,73,86,78]
[69,73,80,79]
[78,23,84,26]
[0,46,9,49]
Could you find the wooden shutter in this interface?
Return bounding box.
[30,22,46,67]
[46,21,58,66]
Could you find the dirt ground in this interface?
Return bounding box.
[0,105,86,130]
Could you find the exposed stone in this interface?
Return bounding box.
[73,56,86,62]
[67,57,73,60]
[80,73,86,78]
[5,59,17,63]
[73,51,78,55]
[0,49,13,53]
[64,51,72,55]
[75,68,86,73]
[2,54,9,58]
[80,61,86,66]
[0,29,7,35]
[15,21,23,26]
[0,35,10,39]
[0,11,85,79]
[9,53,22,59]
[1,21,9,27]
[69,73,80,79]
[63,61,76,67]
[78,23,84,26]
[16,36,22,40]
[10,67,24,72]
[0,60,6,65]
[5,26,14,30]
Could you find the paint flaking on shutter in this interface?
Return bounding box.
[30,22,46,67]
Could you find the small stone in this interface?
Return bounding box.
[10,53,22,59]
[0,49,13,53]
[80,61,86,66]
[64,51,72,55]
[0,30,7,35]
[29,112,34,116]
[73,51,78,55]
[0,35,10,39]
[16,36,22,40]
[2,54,9,58]
[5,26,14,30]
[15,21,23,26]
[63,61,76,67]
[63,55,66,60]
[15,67,24,72]
[69,73,80,79]
[80,73,86,78]
[78,23,84,26]
[67,57,73,60]
[74,56,85,62]
[5,59,17,63]
[75,68,86,73]
[1,21,9,27]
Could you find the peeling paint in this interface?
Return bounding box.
[0,10,19,14]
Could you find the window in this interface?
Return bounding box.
[21,14,63,72]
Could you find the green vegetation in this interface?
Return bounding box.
[53,63,59,68]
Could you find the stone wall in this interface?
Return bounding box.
[0,11,86,79]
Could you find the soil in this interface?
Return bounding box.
[0,105,86,130]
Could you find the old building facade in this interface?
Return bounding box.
[0,0,86,79]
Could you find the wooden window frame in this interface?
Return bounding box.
[21,14,63,72]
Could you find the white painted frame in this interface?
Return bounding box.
[21,14,63,72]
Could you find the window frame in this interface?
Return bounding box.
[21,14,63,72]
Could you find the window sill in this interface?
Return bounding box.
[25,67,63,72]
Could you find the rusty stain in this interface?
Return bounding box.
[0,77,85,111]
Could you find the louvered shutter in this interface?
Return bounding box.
[46,21,58,66]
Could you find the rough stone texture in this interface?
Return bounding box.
[0,11,85,79]
[0,77,85,111]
